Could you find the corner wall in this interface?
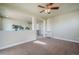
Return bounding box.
[48,10,79,43]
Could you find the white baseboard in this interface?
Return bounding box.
[0,36,79,50]
[53,36,79,43]
[0,40,35,50]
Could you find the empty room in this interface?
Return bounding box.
[0,3,79,55]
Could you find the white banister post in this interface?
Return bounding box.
[43,19,47,37]
[32,16,37,31]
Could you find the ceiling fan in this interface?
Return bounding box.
[38,3,59,14]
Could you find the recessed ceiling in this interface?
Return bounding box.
[0,3,79,19]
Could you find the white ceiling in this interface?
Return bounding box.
[0,3,79,19]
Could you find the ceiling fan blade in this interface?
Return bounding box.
[40,10,45,13]
[38,5,45,8]
[51,7,59,9]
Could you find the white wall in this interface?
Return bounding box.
[48,10,79,42]
[0,30,36,50]
[0,18,3,30]
[0,18,2,30]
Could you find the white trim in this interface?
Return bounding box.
[53,36,79,43]
[0,36,79,50]
[0,40,35,50]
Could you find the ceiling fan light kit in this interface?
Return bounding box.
[38,3,59,14]
[45,9,51,14]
